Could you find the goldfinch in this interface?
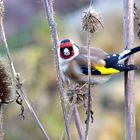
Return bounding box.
[58,39,139,84]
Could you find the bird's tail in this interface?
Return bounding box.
[119,46,140,61]
[118,64,138,72]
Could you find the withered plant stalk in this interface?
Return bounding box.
[84,31,92,140]
[43,0,71,140]
[82,6,103,139]
[73,107,84,140]
[0,105,4,140]
[61,95,76,140]
[0,1,50,140]
[123,0,136,140]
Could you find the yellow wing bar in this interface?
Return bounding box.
[93,64,120,74]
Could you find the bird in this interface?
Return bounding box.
[58,39,140,84]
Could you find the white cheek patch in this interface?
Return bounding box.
[64,48,70,56]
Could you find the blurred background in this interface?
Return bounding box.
[1,0,140,139]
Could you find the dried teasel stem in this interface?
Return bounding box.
[82,7,103,33]
[0,104,4,140]
[61,94,76,140]
[62,82,88,140]
[82,6,103,140]
[0,1,50,140]
[0,62,13,104]
[43,0,71,140]
[123,0,136,140]
[134,2,140,38]
[84,30,92,140]
[73,107,84,140]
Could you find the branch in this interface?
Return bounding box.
[61,95,76,140]
[16,78,50,140]
[43,0,71,139]
[0,1,50,140]
[0,105,4,140]
[84,31,92,140]
[123,0,136,140]
[73,107,84,140]
[82,6,103,139]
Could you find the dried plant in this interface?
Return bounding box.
[82,6,103,140]
[0,61,14,140]
[0,61,14,104]
[43,0,71,140]
[0,1,50,140]
[134,2,140,39]
[124,0,136,139]
[0,0,4,18]
[63,82,88,107]
[82,7,103,33]
[61,81,88,140]
[0,60,14,139]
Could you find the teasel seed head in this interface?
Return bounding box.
[0,61,14,104]
[82,7,103,33]
[0,0,4,18]
[63,82,89,107]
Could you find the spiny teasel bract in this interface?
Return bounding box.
[63,81,93,107]
[82,7,103,33]
[0,61,13,104]
[134,2,140,39]
[0,0,4,18]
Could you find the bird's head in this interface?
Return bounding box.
[58,39,79,61]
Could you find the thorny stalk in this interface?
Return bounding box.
[74,107,84,140]
[43,0,71,139]
[61,94,76,140]
[16,77,50,140]
[82,4,103,139]
[123,0,136,140]
[134,2,140,38]
[61,94,84,140]
[84,32,92,140]
[0,1,50,140]
[82,4,102,139]
[0,105,4,140]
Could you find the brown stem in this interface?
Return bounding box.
[74,107,84,140]
[123,0,136,140]
[84,31,92,140]
[43,0,71,139]
[0,1,50,139]
[61,95,76,140]
[0,105,4,140]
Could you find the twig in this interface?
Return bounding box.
[82,6,102,139]
[16,77,50,140]
[84,31,92,140]
[73,107,84,140]
[43,0,71,140]
[0,105,4,140]
[0,1,50,140]
[134,2,140,38]
[61,94,76,140]
[123,0,136,140]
